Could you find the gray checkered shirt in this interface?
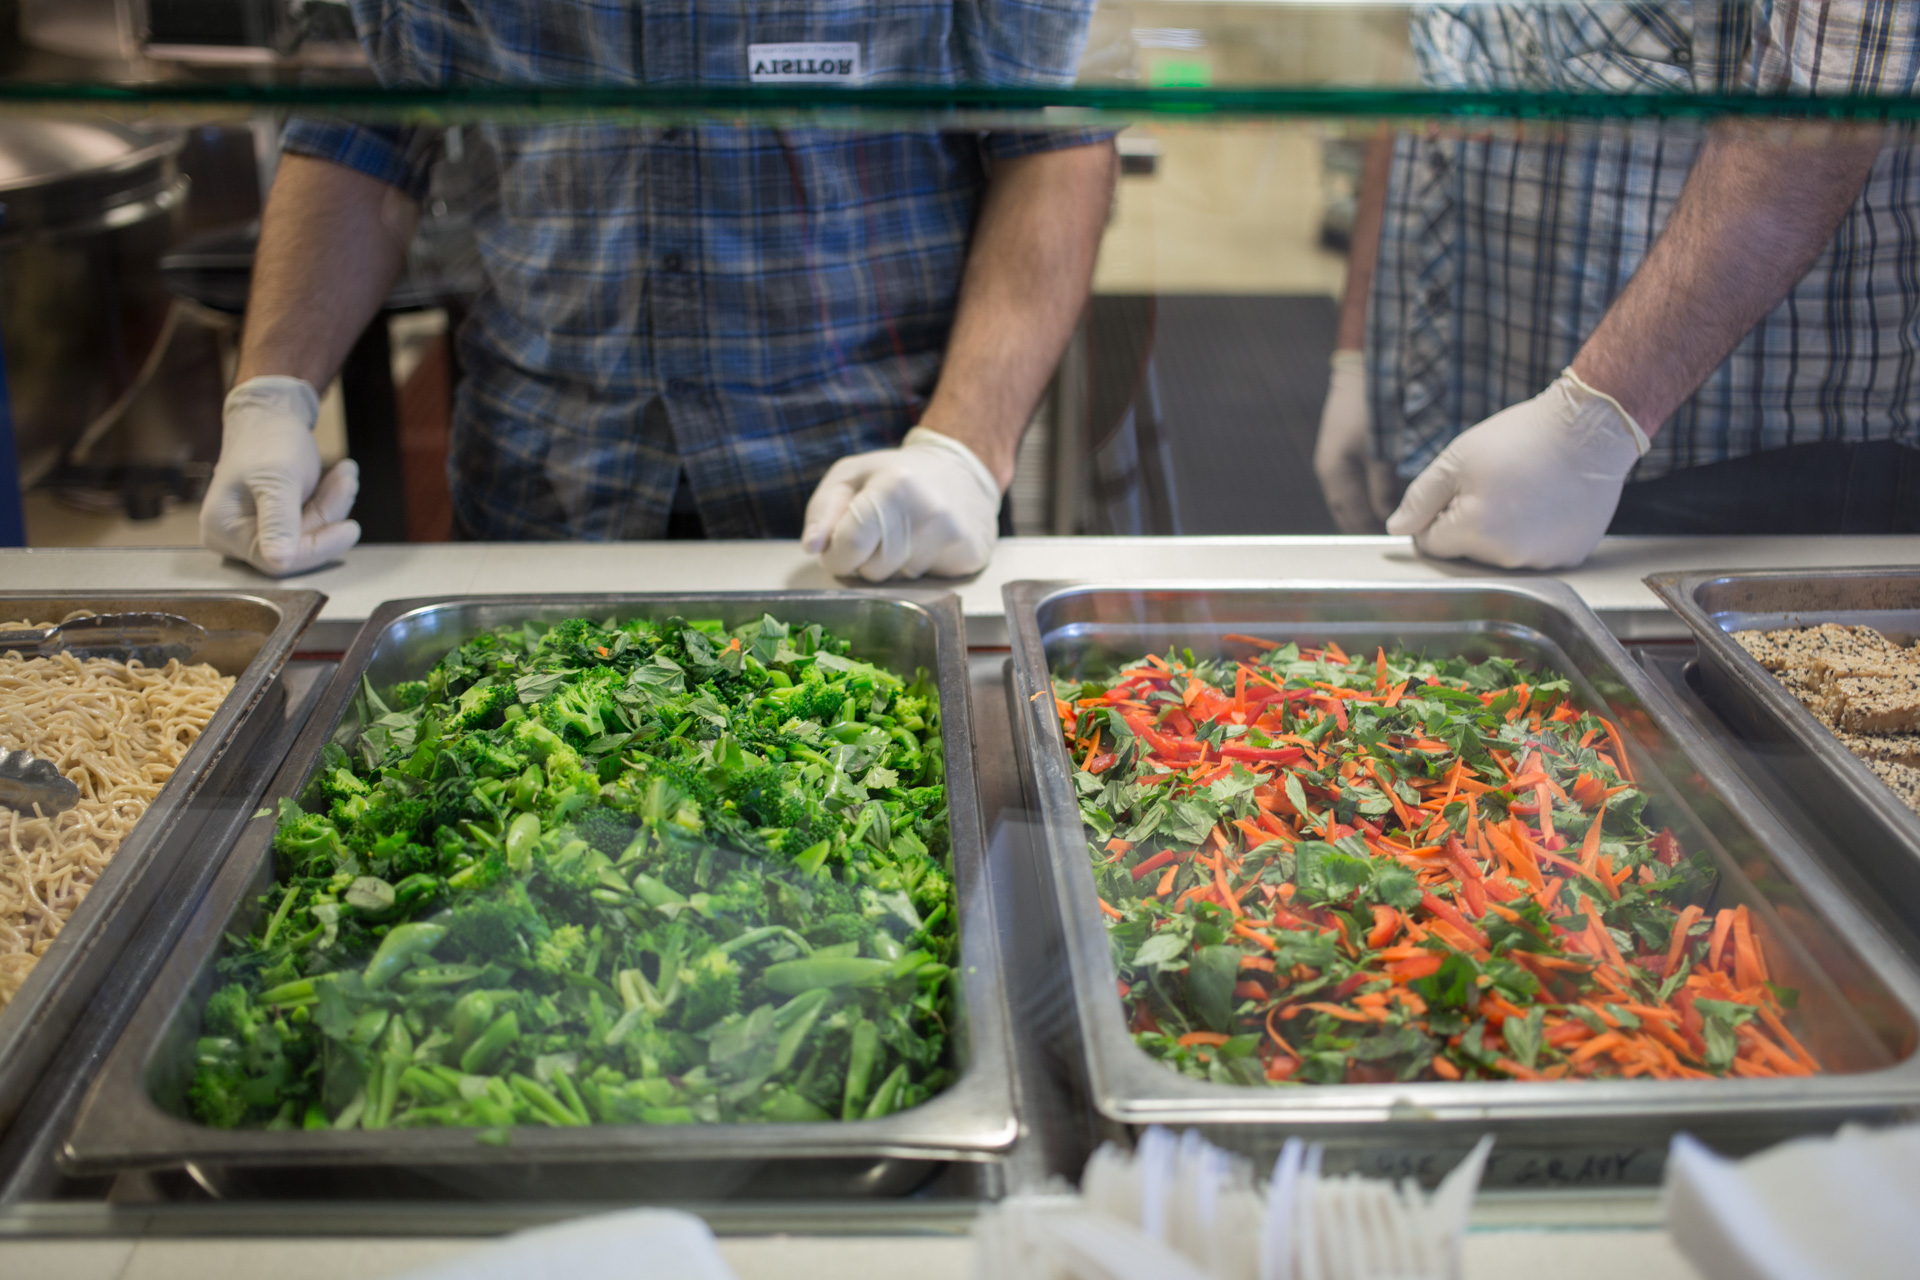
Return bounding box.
[285,0,1099,540]
[1370,1,1920,480]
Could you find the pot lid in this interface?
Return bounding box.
[0,119,174,189]
[0,118,184,234]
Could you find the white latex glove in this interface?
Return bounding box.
[200,375,360,576]
[1312,349,1402,534]
[1384,368,1651,570]
[801,426,1001,581]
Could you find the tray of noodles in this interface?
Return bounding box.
[0,590,321,1140]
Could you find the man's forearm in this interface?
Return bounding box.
[236,154,421,388]
[1336,131,1394,352]
[917,140,1117,487]
[1570,122,1883,433]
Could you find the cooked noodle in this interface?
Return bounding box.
[0,618,234,1009]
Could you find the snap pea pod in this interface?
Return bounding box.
[459,1010,520,1074]
[863,1063,910,1120]
[362,922,446,989]
[762,956,894,995]
[841,1020,879,1120]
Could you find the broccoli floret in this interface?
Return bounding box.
[727,762,793,830]
[330,796,372,827]
[202,983,259,1041]
[450,679,517,731]
[637,760,712,837]
[573,805,639,859]
[540,837,611,894]
[446,843,507,893]
[529,617,614,669]
[539,666,624,746]
[706,870,769,924]
[679,949,740,1029]
[513,717,580,769]
[807,911,872,948]
[365,794,430,840]
[911,865,953,921]
[372,832,439,879]
[272,804,351,874]
[788,681,846,724]
[447,734,525,779]
[622,1024,697,1078]
[189,1058,253,1129]
[533,923,587,975]
[389,680,431,711]
[318,766,370,804]
[444,882,549,959]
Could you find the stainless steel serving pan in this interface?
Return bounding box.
[1004,580,1920,1187]
[1647,567,1920,933]
[62,591,1013,1199]
[0,590,323,1143]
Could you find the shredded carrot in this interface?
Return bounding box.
[1599,716,1635,784]
[1663,904,1703,978]
[1707,908,1736,973]
[1177,1031,1231,1047]
[1059,635,1819,1088]
[1731,905,1768,989]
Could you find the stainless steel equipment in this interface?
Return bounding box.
[62,591,1016,1199]
[1646,568,1920,933]
[1003,580,1920,1187]
[0,118,187,487]
[0,590,323,1143]
[0,611,206,664]
[0,748,80,815]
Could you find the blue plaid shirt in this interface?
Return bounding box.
[285,1,1099,540]
[1370,1,1920,481]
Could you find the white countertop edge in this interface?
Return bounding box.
[4,535,1916,627]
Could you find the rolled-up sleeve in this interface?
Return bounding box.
[982,126,1114,160]
[280,119,440,203]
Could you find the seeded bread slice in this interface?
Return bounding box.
[1866,758,1920,816]
[1732,629,1787,671]
[1829,675,1920,734]
[1837,730,1920,769]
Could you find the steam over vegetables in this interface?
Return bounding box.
[1055,637,1819,1087]
[190,614,955,1132]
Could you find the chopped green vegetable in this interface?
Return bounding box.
[189,613,955,1130]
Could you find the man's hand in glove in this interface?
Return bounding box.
[1312,350,1403,533]
[199,376,361,576]
[801,427,1002,581]
[1384,370,1651,570]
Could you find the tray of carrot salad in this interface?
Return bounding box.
[1004,582,1920,1179]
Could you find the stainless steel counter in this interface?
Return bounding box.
[4,535,1912,1274]
[7,535,1920,639]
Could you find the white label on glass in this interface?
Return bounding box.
[748,43,861,83]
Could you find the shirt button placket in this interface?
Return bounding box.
[646,122,710,521]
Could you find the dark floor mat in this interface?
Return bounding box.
[1096,293,1338,535]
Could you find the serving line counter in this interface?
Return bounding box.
[2,535,1918,1280]
[11,534,1920,636]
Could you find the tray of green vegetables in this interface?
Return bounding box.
[63,593,1012,1195]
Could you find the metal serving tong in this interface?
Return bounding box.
[0,612,206,666]
[0,747,79,815]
